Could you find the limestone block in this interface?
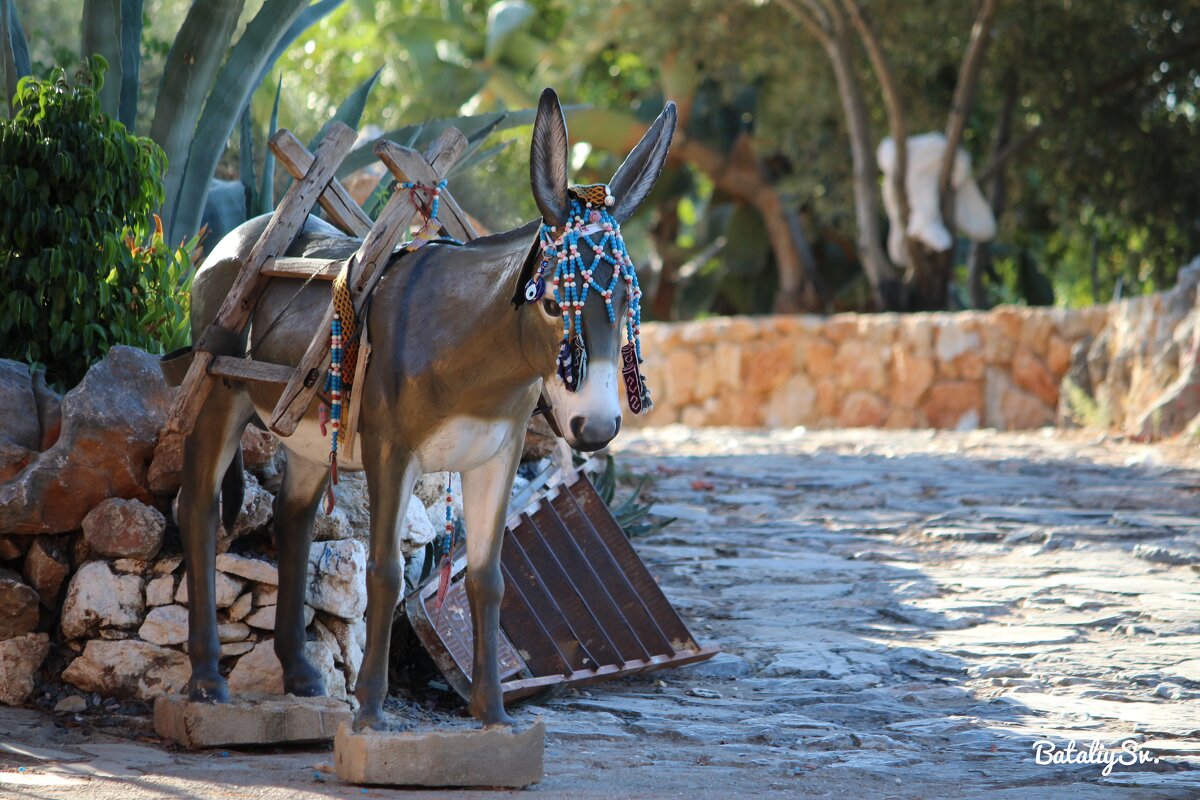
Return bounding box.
[154,693,351,749]
[334,718,545,787]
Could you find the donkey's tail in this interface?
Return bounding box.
[221,446,245,533]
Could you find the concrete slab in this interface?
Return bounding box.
[334,717,545,787]
[153,693,352,749]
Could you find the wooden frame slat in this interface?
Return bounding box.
[163,123,358,437]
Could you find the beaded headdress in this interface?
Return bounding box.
[525,183,653,414]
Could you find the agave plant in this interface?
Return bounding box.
[1,0,348,244]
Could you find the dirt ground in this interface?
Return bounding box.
[2,427,1199,799]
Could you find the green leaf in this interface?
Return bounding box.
[484,0,533,62]
[117,0,144,128]
[1,0,31,104]
[255,74,283,217]
[81,0,123,117]
[308,66,381,151]
[152,0,246,238]
[167,0,309,243]
[238,103,256,218]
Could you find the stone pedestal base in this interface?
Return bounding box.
[154,694,352,749]
[334,718,545,787]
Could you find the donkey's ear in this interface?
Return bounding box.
[608,101,678,223]
[530,88,570,228]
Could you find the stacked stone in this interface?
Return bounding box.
[635,305,1110,431]
[0,347,445,709]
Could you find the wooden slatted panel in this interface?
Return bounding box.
[562,480,700,651]
[510,514,622,668]
[540,489,676,658]
[498,531,592,672]
[403,470,718,706]
[529,502,650,663]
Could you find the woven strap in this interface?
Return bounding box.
[569,183,610,206]
[331,264,360,388]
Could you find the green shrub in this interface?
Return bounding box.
[0,58,193,388]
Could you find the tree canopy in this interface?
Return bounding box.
[16,0,1200,315]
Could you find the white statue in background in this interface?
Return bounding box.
[877,133,997,268]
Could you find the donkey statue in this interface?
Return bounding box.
[179,88,677,731]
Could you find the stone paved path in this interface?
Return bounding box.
[2,428,1199,799]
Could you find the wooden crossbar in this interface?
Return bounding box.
[271,130,373,238]
[260,256,342,281]
[266,127,475,437]
[163,122,359,437]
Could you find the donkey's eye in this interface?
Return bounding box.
[541,297,561,316]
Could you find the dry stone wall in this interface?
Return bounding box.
[635,306,1107,431]
[635,260,1200,435]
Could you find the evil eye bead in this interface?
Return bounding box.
[524,277,545,302]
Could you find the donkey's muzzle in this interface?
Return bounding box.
[569,415,622,452]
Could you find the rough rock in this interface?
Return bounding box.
[307,539,367,620]
[522,416,558,462]
[21,536,70,606]
[314,473,370,542]
[82,498,166,560]
[321,614,366,689]
[218,472,275,551]
[0,567,41,639]
[0,534,29,561]
[62,639,190,700]
[53,695,87,713]
[216,553,278,585]
[0,632,49,705]
[150,426,280,496]
[227,592,253,622]
[0,347,173,534]
[145,575,176,607]
[60,561,145,639]
[30,370,62,450]
[244,604,314,631]
[175,571,243,608]
[226,639,347,700]
[401,494,437,554]
[138,604,189,646]
[0,360,41,452]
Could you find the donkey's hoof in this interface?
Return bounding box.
[187,674,229,703]
[352,709,413,734]
[282,662,326,698]
[470,700,515,729]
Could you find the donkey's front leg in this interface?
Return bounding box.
[461,432,524,728]
[178,391,251,702]
[273,454,330,696]
[353,437,419,732]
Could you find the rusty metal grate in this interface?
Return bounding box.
[406,469,718,703]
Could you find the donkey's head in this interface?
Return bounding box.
[522,88,676,451]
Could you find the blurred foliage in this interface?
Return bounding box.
[11,0,1200,313]
[0,60,195,387]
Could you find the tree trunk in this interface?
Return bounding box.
[567,110,825,313]
[822,26,901,309]
[936,0,999,230]
[649,202,683,320]
[967,69,1017,309]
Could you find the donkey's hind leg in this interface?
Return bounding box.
[178,387,253,702]
[273,453,330,696]
[461,431,524,728]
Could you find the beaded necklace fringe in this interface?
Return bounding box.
[324,178,453,515]
[526,184,653,413]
